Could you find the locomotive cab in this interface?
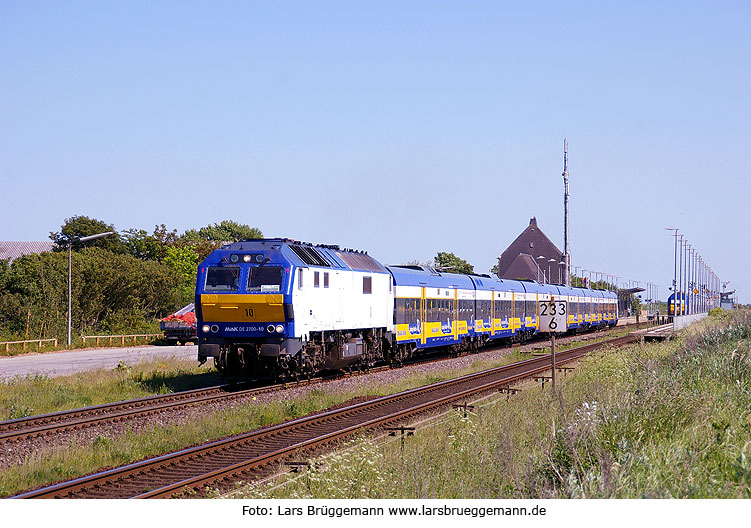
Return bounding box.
[197,239,393,380]
[196,241,299,379]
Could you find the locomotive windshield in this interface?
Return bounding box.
[205,267,240,292]
[247,266,283,292]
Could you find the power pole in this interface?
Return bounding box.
[562,139,571,286]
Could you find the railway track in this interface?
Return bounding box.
[11,333,640,499]
[0,383,258,444]
[0,322,650,445]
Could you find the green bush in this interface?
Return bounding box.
[0,248,182,343]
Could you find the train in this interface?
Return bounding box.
[667,292,687,316]
[195,239,618,379]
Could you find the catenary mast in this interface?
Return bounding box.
[563,139,571,286]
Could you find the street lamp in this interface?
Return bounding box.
[548,259,556,285]
[68,231,116,347]
[665,227,678,316]
[536,256,546,283]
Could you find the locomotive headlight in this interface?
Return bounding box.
[202,325,210,333]
[243,254,252,263]
[267,325,275,333]
[275,324,284,333]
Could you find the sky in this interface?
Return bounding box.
[1,1,749,303]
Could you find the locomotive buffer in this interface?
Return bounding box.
[539,296,568,390]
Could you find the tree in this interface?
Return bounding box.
[0,248,182,340]
[631,295,642,316]
[433,252,474,274]
[182,220,262,243]
[50,216,124,253]
[163,246,200,305]
[122,224,178,262]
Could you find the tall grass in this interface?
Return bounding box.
[241,310,751,499]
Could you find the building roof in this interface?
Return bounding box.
[502,253,543,282]
[497,217,564,283]
[0,241,55,263]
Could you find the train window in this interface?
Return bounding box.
[314,271,320,288]
[363,276,372,294]
[205,267,240,292]
[324,272,329,288]
[247,266,283,292]
[298,269,304,289]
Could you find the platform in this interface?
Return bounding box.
[637,323,674,342]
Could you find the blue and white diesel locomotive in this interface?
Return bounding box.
[196,239,618,379]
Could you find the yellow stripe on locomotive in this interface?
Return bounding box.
[200,293,284,323]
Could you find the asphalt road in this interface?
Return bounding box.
[0,345,199,381]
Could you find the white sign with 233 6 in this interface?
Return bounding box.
[539,298,567,333]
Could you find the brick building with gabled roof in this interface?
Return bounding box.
[496,217,565,284]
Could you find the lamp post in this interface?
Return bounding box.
[691,247,697,314]
[536,256,546,283]
[675,235,685,315]
[67,231,116,347]
[688,244,696,314]
[665,227,678,316]
[548,259,556,285]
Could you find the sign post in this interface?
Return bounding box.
[539,296,568,390]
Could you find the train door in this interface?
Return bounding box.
[335,271,345,326]
[420,287,426,345]
[453,289,459,341]
[491,290,496,336]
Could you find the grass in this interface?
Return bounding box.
[0,358,223,420]
[0,349,519,497]
[0,387,352,497]
[235,309,751,499]
[0,318,689,498]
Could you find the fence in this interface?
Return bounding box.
[1,338,58,353]
[82,334,162,347]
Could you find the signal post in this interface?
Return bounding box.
[539,295,567,389]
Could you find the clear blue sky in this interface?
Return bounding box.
[2,1,749,302]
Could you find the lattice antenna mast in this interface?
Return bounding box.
[563,139,571,286]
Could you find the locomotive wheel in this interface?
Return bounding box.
[217,348,229,374]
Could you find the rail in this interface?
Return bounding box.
[81,334,161,347]
[0,338,58,353]
[12,333,640,498]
